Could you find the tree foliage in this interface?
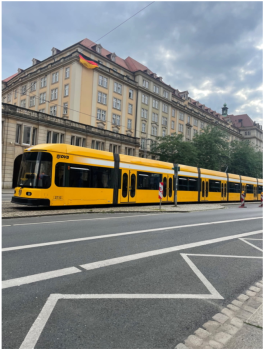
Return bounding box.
[151,126,263,178]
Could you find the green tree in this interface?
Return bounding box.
[151,133,198,166]
[193,126,230,171]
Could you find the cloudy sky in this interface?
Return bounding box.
[2,1,263,123]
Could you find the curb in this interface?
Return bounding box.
[175,279,263,349]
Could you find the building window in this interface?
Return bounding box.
[50,106,57,116]
[187,116,191,124]
[98,92,107,105]
[152,99,159,109]
[29,96,36,107]
[193,129,198,136]
[15,124,22,144]
[129,89,133,99]
[128,104,133,114]
[179,112,184,121]
[75,137,81,146]
[193,118,198,126]
[113,98,121,110]
[52,72,59,83]
[51,88,58,100]
[162,129,166,137]
[14,90,17,99]
[163,90,169,99]
[112,114,120,125]
[179,123,183,132]
[21,85,27,95]
[60,134,64,143]
[151,126,157,136]
[143,79,149,89]
[99,75,108,88]
[162,103,168,113]
[20,99,26,108]
[172,109,175,117]
[64,84,69,96]
[141,138,146,149]
[162,117,167,126]
[97,109,106,121]
[40,92,46,104]
[142,94,148,105]
[141,108,148,119]
[52,132,59,143]
[32,128,37,145]
[128,119,132,129]
[201,122,204,129]
[71,136,75,145]
[7,93,11,102]
[31,81,36,92]
[46,131,51,143]
[142,123,146,133]
[187,127,191,136]
[172,121,175,129]
[40,77,47,88]
[153,85,159,94]
[23,126,31,145]
[152,113,158,123]
[63,103,68,115]
[114,82,122,94]
[65,67,70,79]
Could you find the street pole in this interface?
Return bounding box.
[174,165,178,207]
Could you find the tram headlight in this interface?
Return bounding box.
[26,192,32,196]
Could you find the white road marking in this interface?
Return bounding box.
[3,230,261,290]
[19,246,263,349]
[186,253,263,258]
[2,213,165,227]
[242,238,263,241]
[240,238,263,252]
[2,267,81,289]
[2,217,262,252]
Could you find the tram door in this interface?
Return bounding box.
[253,185,258,200]
[201,179,209,201]
[120,170,137,203]
[162,175,173,202]
[221,181,227,201]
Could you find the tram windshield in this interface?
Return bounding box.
[17,152,52,188]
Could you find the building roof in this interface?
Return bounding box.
[3,72,18,82]
[225,114,254,128]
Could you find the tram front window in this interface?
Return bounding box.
[18,152,52,188]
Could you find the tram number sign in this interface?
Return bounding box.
[158,182,164,199]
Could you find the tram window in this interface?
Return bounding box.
[258,185,263,194]
[246,184,254,193]
[55,163,65,187]
[122,173,128,197]
[169,178,172,197]
[37,152,52,188]
[209,180,221,192]
[178,177,198,191]
[188,178,198,191]
[228,182,240,193]
[163,177,167,197]
[131,174,136,198]
[137,172,161,190]
[178,178,188,191]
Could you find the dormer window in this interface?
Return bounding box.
[92,44,102,54]
[107,52,116,62]
[51,47,60,56]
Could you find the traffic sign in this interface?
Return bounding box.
[159,182,163,199]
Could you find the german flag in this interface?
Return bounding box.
[79,53,98,69]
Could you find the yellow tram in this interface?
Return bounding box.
[12,144,262,206]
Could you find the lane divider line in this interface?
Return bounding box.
[2,217,262,252]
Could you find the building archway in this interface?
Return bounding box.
[12,154,23,188]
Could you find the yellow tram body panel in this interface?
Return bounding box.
[241,175,258,202]
[177,164,199,202]
[200,168,227,202]
[118,154,174,204]
[228,173,240,202]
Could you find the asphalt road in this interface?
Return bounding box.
[2,204,263,349]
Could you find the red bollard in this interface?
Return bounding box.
[239,191,247,208]
[259,192,263,208]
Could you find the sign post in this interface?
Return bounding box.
[158,182,163,210]
[173,165,180,207]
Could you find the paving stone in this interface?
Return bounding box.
[254,296,263,302]
[232,299,243,307]
[203,346,211,349]
[247,297,263,309]
[242,305,256,314]
[214,331,232,345]
[203,321,221,333]
[209,340,224,349]
[256,283,263,288]
[220,324,239,335]
[212,313,229,324]
[194,328,211,339]
[175,343,188,349]
[230,317,243,329]
[227,304,240,312]
[221,308,234,318]
[246,290,256,297]
[236,309,252,321]
[237,294,249,302]
[185,335,203,348]
[249,286,261,292]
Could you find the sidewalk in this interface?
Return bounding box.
[176,279,263,349]
[2,202,226,219]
